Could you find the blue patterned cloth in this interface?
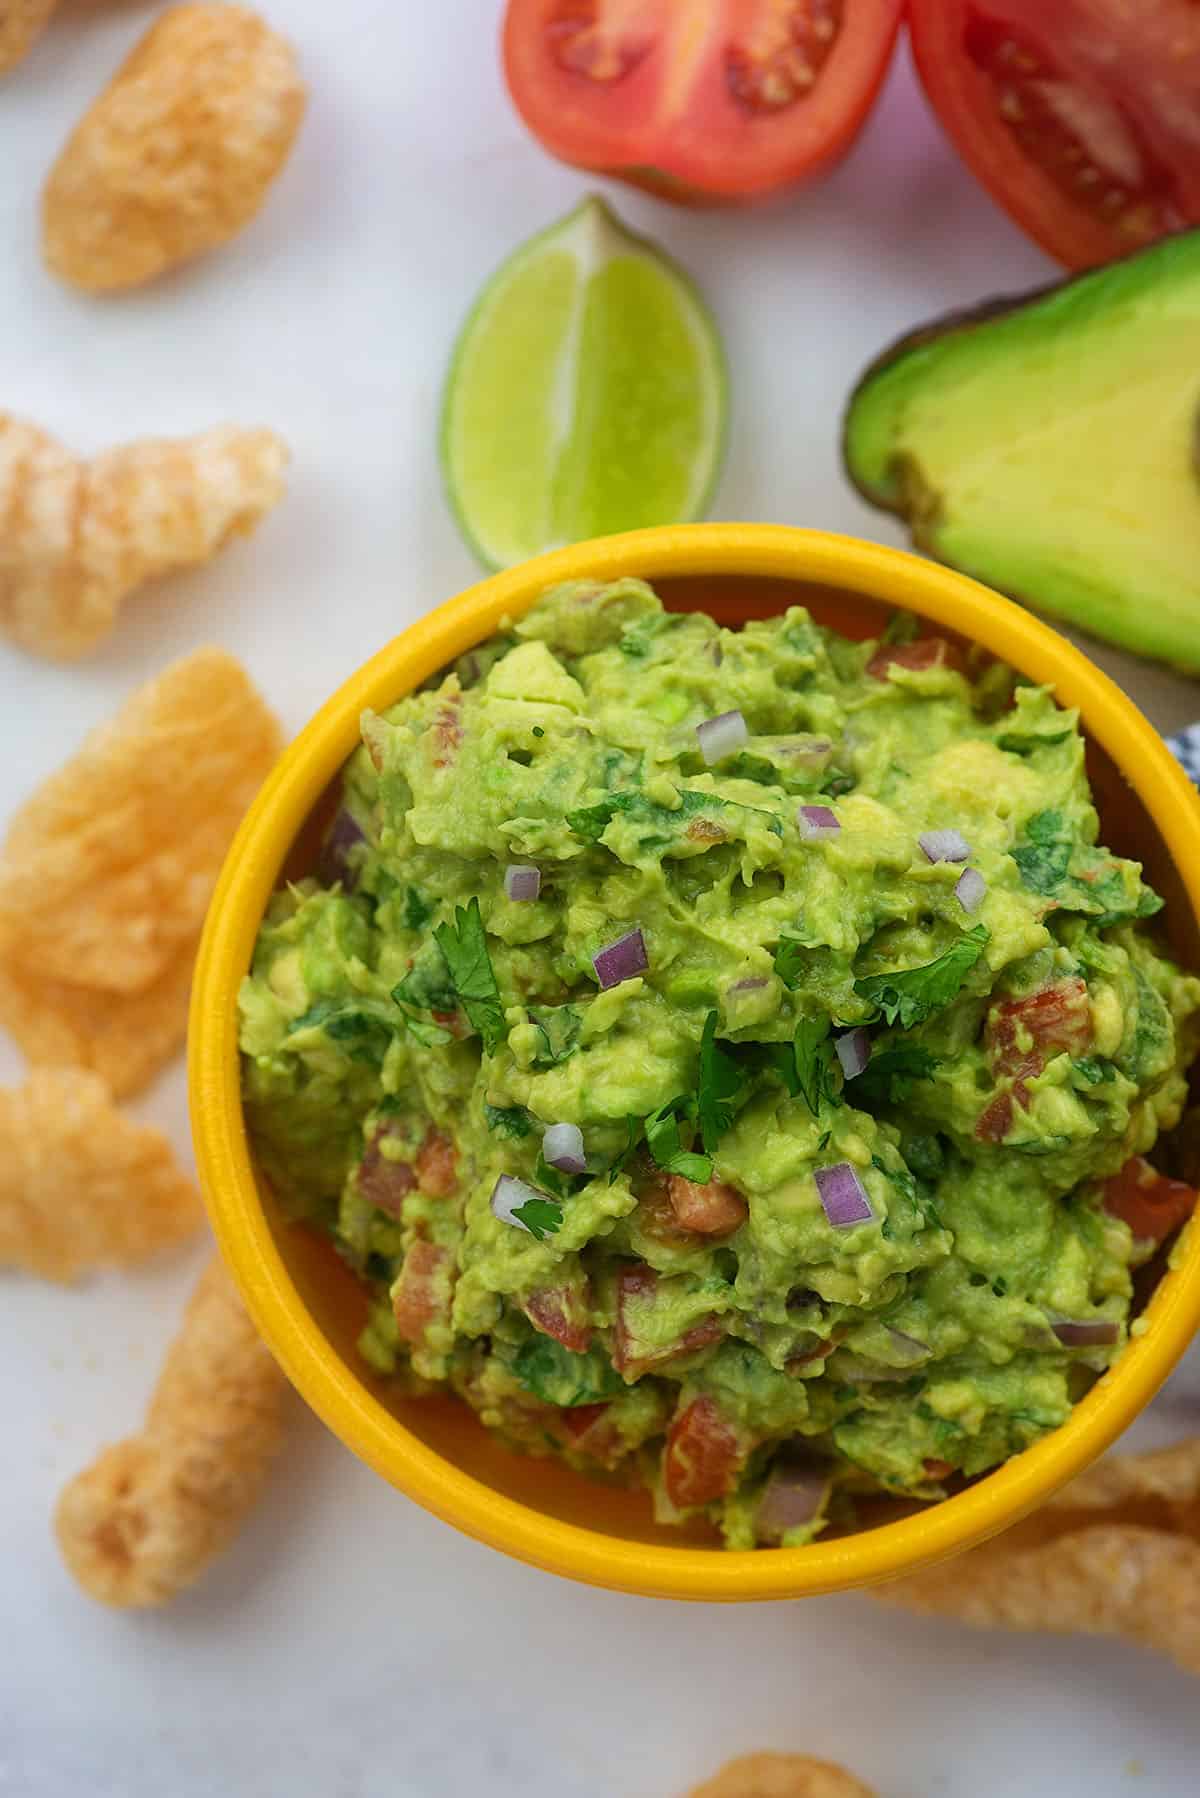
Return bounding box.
[1167,724,1200,789]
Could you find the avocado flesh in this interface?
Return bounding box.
[844,231,1200,673]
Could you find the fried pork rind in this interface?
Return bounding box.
[0,0,56,74]
[55,1255,287,1606]
[0,414,289,661]
[0,1068,201,1281]
[687,1753,877,1798]
[42,4,307,293]
[0,649,282,1096]
[875,1438,1200,1674]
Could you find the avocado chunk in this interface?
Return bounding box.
[843,230,1200,673]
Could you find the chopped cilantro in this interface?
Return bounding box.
[792,1014,842,1116]
[853,924,990,1029]
[401,885,434,930]
[529,1004,582,1068]
[697,1010,742,1154]
[1072,1057,1112,1087]
[511,1196,563,1241]
[566,787,726,844]
[854,1043,939,1105]
[817,1128,831,1151]
[511,1337,622,1407]
[433,897,506,1054]
[644,1098,712,1183]
[1012,810,1162,925]
[773,937,807,990]
[289,1002,395,1068]
[532,726,545,738]
[484,1104,531,1140]
[608,1115,642,1185]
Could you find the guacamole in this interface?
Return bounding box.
[239,579,1200,1547]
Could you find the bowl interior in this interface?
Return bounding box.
[252,573,1200,1551]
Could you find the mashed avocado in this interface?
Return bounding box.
[239,580,1200,1547]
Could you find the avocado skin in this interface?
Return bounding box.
[843,231,1200,674]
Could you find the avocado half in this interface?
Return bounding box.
[843,230,1200,673]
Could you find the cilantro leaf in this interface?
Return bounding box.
[854,1044,939,1106]
[528,1004,582,1068]
[401,885,434,930]
[773,937,807,990]
[697,1010,743,1154]
[1012,810,1163,925]
[608,1115,642,1185]
[566,788,725,843]
[289,1002,396,1068]
[792,1014,841,1117]
[511,1197,564,1241]
[484,1104,531,1139]
[391,946,458,1013]
[433,897,506,1054]
[1072,1056,1114,1087]
[511,1336,622,1407]
[853,924,990,1030]
[644,1098,713,1183]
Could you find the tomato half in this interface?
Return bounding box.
[1103,1156,1198,1246]
[502,0,904,205]
[909,1,1200,269]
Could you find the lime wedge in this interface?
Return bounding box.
[441,195,728,569]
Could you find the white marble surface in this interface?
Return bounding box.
[2,6,1199,1794]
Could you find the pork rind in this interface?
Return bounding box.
[0,1067,201,1281]
[55,1255,287,1606]
[43,4,307,293]
[0,649,282,1096]
[0,0,56,74]
[0,414,288,661]
[687,1753,877,1798]
[875,1438,1200,1674]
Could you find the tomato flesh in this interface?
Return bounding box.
[976,979,1091,1142]
[666,1173,749,1235]
[525,1283,593,1352]
[504,0,903,204]
[1103,1156,1197,1245]
[909,1,1200,268]
[392,1241,452,1346]
[866,637,965,679]
[662,1395,743,1507]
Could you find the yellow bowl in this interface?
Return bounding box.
[190,523,1200,1600]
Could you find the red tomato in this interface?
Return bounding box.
[976,979,1091,1141]
[503,0,904,205]
[415,1128,458,1198]
[392,1241,452,1345]
[866,637,965,679]
[663,1395,743,1508]
[614,1263,724,1375]
[1103,1156,1198,1245]
[908,1,1200,270]
[666,1173,748,1236]
[525,1282,593,1352]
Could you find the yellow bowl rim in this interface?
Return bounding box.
[190,522,1200,1601]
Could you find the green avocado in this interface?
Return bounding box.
[238,579,1200,1548]
[843,230,1200,672]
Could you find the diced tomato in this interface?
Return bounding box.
[392,1240,453,1345]
[667,1174,749,1236]
[356,1123,416,1217]
[525,1283,593,1353]
[909,1,1200,270]
[636,1182,694,1244]
[866,637,965,680]
[559,1402,610,1442]
[415,1128,458,1198]
[976,978,1092,1141]
[503,0,903,205]
[1103,1156,1198,1245]
[662,1395,743,1509]
[614,1264,724,1376]
[922,1457,955,1481]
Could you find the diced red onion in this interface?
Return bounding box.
[504,864,541,902]
[697,709,749,765]
[919,828,971,863]
[1051,1318,1120,1348]
[797,804,841,842]
[318,807,366,890]
[593,928,648,989]
[777,736,834,770]
[835,1028,871,1080]
[955,866,987,913]
[490,1173,549,1234]
[755,1459,830,1544]
[815,1162,874,1228]
[886,1328,931,1365]
[542,1122,587,1175]
[729,976,769,994]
